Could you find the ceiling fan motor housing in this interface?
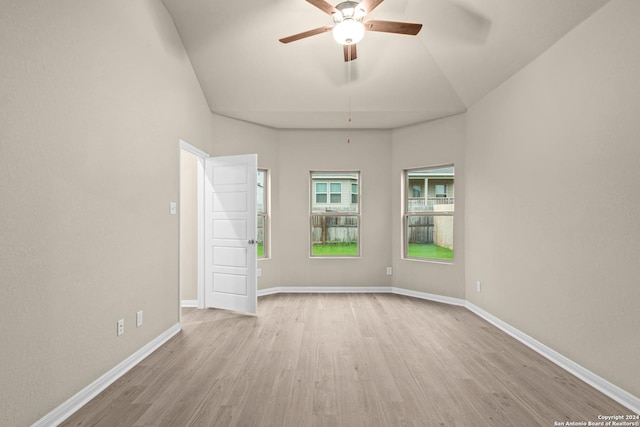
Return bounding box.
[332,1,366,44]
[332,1,366,23]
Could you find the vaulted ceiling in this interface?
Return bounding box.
[161,0,609,129]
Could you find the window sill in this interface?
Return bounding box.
[402,257,454,265]
[309,256,362,260]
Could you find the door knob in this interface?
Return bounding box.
[248,239,255,245]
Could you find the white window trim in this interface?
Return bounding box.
[403,165,454,263]
[310,171,361,258]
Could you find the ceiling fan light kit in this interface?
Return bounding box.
[333,19,365,44]
[332,0,366,23]
[280,0,422,61]
[332,0,365,44]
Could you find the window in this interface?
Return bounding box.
[404,165,454,261]
[257,169,269,258]
[330,183,342,203]
[315,183,327,204]
[310,172,360,257]
[315,182,344,205]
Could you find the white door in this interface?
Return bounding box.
[204,154,257,314]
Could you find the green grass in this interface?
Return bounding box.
[262,242,451,259]
[407,243,453,260]
[312,242,358,256]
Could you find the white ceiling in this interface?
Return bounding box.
[161,0,609,129]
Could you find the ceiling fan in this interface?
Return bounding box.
[279,0,422,62]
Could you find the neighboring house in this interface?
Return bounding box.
[407,167,455,250]
[407,167,455,212]
[311,173,359,213]
[311,173,359,244]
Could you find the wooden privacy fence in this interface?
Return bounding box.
[312,215,358,244]
[407,216,434,244]
[407,215,454,249]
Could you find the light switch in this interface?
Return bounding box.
[170,202,177,215]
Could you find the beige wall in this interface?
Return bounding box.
[391,115,466,298]
[206,121,394,288]
[180,150,199,301]
[465,0,640,398]
[277,130,393,287]
[0,1,213,425]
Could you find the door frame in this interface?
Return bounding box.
[179,139,208,310]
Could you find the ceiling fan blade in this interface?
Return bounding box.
[306,0,338,15]
[360,0,384,15]
[279,25,333,44]
[343,44,357,62]
[364,20,422,36]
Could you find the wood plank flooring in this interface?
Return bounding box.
[62,293,632,426]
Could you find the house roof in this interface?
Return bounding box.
[312,173,359,180]
[408,167,454,177]
[161,0,609,129]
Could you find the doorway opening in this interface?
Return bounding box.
[179,139,208,312]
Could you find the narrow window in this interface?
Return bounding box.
[330,183,342,203]
[315,182,327,204]
[257,169,269,258]
[310,172,360,257]
[404,166,454,261]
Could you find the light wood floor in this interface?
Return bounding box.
[62,293,630,426]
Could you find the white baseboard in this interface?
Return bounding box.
[391,287,466,307]
[257,287,281,297]
[32,323,181,427]
[181,299,198,307]
[258,286,392,297]
[465,302,640,415]
[258,286,466,308]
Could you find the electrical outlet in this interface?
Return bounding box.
[136,311,143,327]
[386,267,393,276]
[117,319,124,336]
[476,281,481,293]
